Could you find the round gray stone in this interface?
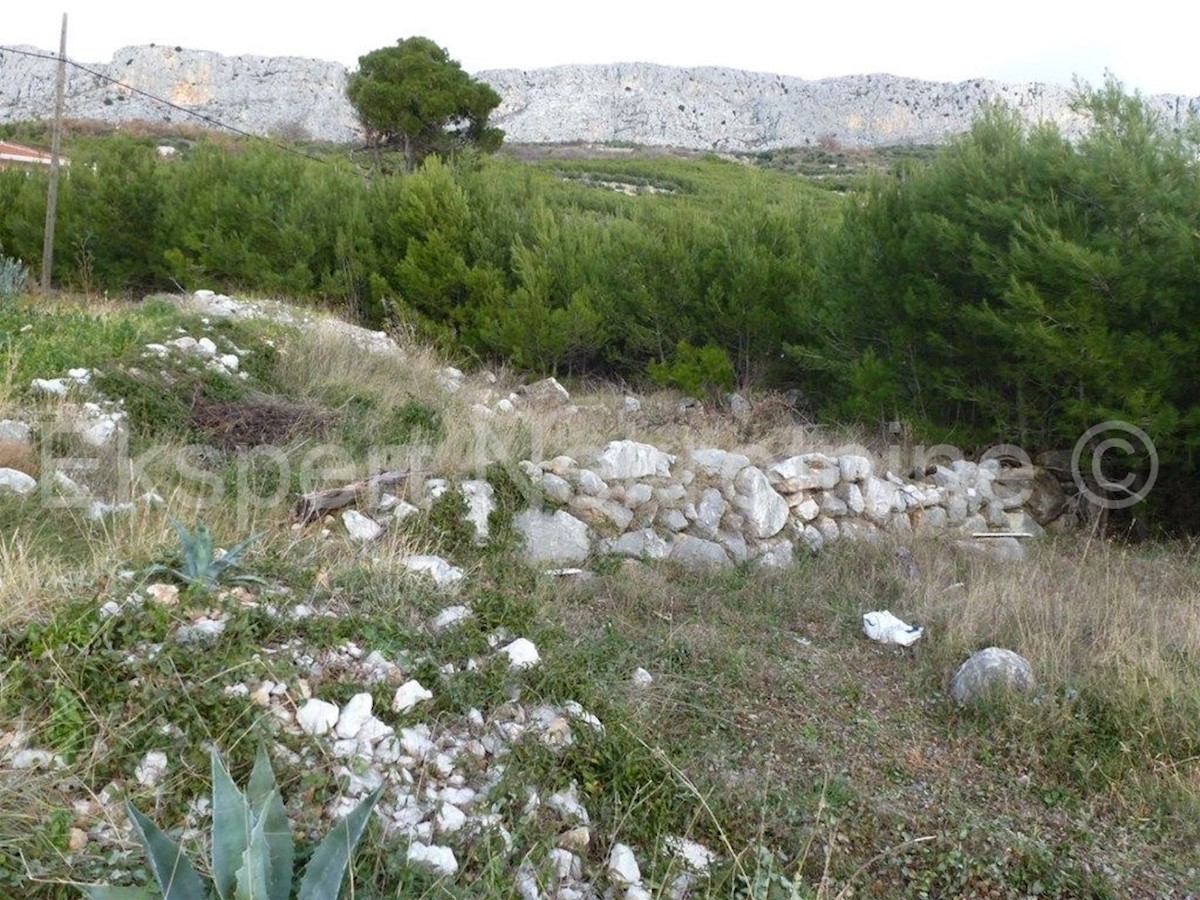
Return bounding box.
[950,647,1034,705]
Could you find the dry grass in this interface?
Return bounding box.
[0,534,66,629]
[911,535,1200,697]
[271,308,884,480]
[0,440,37,477]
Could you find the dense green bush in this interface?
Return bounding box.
[0,138,828,386]
[647,340,736,396]
[790,79,1200,513]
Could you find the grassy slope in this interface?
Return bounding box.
[0,292,1198,898]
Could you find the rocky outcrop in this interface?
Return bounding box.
[3,45,1197,150]
[0,44,358,142]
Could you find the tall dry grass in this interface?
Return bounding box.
[894,534,1200,805]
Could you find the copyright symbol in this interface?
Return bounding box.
[1070,421,1158,510]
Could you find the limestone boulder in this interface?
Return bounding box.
[594,440,675,480]
[950,647,1035,705]
[516,376,570,407]
[669,534,732,570]
[514,509,591,565]
[732,466,789,539]
[767,453,841,493]
[861,475,901,523]
[689,448,751,480]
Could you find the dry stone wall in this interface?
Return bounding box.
[508,440,1060,569]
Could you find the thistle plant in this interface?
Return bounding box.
[148,519,267,591]
[79,746,382,900]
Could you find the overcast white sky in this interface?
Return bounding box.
[5,1,1199,96]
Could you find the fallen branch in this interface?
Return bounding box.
[293,470,412,524]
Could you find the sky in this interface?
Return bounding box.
[5,1,1199,97]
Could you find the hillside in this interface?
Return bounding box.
[0,290,1198,897]
[3,43,1199,149]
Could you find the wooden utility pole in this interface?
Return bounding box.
[41,13,67,292]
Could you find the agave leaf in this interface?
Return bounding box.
[246,746,277,812]
[211,750,251,900]
[125,802,211,900]
[230,573,271,587]
[247,747,294,900]
[191,524,216,584]
[221,531,265,567]
[78,887,163,899]
[234,811,272,900]
[296,789,382,900]
[145,564,189,583]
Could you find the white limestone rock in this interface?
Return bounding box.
[622,482,654,508]
[594,440,675,480]
[514,509,591,565]
[392,680,434,713]
[498,637,541,669]
[608,843,642,887]
[342,510,383,542]
[134,750,168,787]
[461,479,495,542]
[403,555,465,588]
[767,453,841,493]
[334,692,374,739]
[406,842,459,876]
[0,420,32,444]
[838,454,874,483]
[669,534,732,570]
[1005,511,1045,537]
[791,496,821,522]
[517,376,571,407]
[430,605,473,631]
[756,540,794,568]
[861,476,901,523]
[692,488,727,539]
[569,495,635,531]
[297,699,340,736]
[0,468,37,495]
[658,508,690,532]
[31,377,69,397]
[574,468,607,496]
[664,836,717,873]
[539,472,574,504]
[603,528,671,560]
[689,448,751,480]
[732,466,789,539]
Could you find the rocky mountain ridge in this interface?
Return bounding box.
[2,43,1198,150]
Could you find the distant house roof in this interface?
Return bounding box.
[0,141,69,168]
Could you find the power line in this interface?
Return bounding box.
[0,44,333,164]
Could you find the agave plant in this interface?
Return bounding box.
[79,746,382,900]
[148,519,268,591]
[0,246,30,297]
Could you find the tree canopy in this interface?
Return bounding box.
[346,37,503,170]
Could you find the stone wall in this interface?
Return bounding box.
[505,440,1063,570]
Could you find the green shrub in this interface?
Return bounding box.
[647,340,736,396]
